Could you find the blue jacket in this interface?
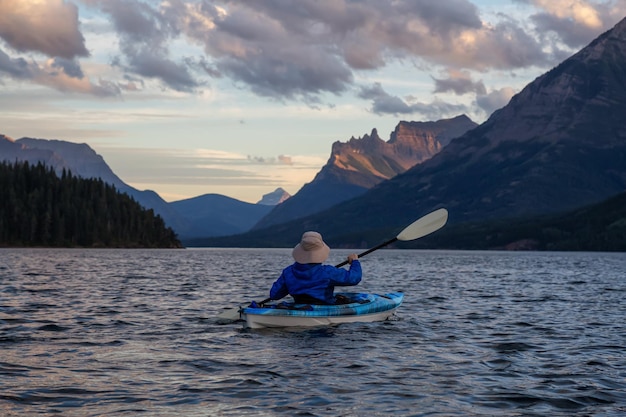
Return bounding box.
[270,261,362,304]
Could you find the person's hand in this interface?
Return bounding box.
[347,253,358,264]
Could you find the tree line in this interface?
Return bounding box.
[0,161,181,248]
[405,191,626,252]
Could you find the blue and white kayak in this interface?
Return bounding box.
[241,292,403,329]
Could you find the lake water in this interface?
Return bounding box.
[1,248,625,416]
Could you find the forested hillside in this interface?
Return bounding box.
[0,161,181,248]
[410,191,626,252]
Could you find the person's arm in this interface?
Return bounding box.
[331,254,362,286]
[270,271,289,300]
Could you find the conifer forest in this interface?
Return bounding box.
[0,161,181,248]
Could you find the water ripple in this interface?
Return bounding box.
[1,248,625,416]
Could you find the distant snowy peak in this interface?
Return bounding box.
[257,188,291,205]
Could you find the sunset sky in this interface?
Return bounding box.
[1,0,624,203]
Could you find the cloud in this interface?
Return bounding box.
[0,48,30,78]
[526,0,603,29]
[3,0,624,112]
[123,49,200,92]
[278,155,293,165]
[433,69,486,95]
[0,0,89,59]
[0,47,119,96]
[181,0,623,100]
[359,82,468,118]
[174,0,558,101]
[51,58,85,79]
[358,83,415,115]
[33,61,120,96]
[178,1,355,99]
[246,154,296,165]
[476,87,516,115]
[518,0,626,48]
[88,0,201,92]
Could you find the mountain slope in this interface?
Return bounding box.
[199,17,626,249]
[253,115,477,229]
[412,191,626,252]
[170,194,274,239]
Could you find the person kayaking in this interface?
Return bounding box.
[269,231,362,305]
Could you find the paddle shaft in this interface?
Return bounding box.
[258,236,398,306]
[335,237,398,268]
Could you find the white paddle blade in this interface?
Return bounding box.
[396,208,448,241]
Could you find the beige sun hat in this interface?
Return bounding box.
[292,231,330,264]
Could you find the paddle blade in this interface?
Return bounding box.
[396,208,448,241]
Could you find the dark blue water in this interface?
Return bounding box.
[1,248,625,416]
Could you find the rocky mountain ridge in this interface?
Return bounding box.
[253,115,477,229]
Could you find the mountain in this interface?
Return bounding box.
[198,17,626,249]
[0,136,277,240]
[1,134,66,168]
[170,194,274,239]
[0,135,187,233]
[257,188,291,205]
[253,115,477,229]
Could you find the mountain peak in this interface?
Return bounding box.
[328,115,476,177]
[257,188,291,205]
[465,17,626,154]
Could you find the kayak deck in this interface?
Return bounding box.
[241,292,403,329]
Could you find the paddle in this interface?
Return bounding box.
[216,208,448,321]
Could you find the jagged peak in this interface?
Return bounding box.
[331,128,385,154]
[351,128,381,142]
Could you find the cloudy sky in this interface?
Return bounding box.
[1,0,625,203]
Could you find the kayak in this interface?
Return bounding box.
[241,292,403,329]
